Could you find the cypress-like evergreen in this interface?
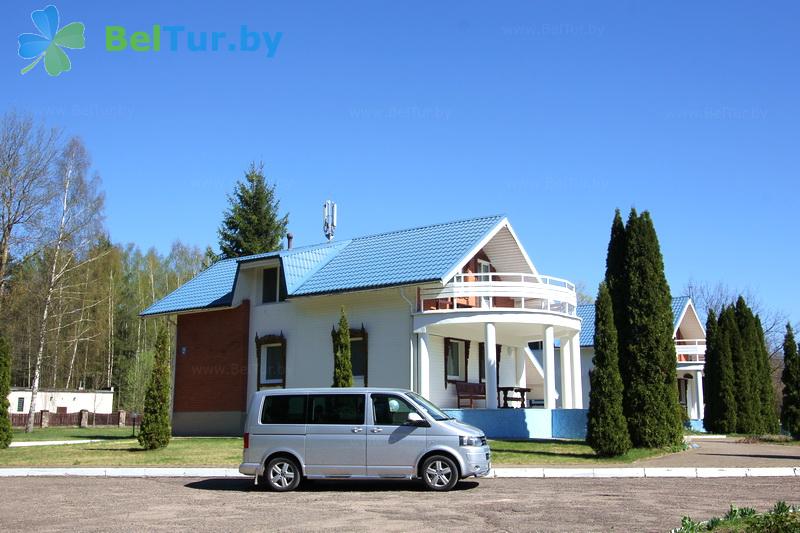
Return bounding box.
[138,325,172,450]
[780,324,800,439]
[754,315,779,433]
[217,162,289,258]
[0,336,12,449]
[586,284,631,457]
[704,308,737,433]
[702,309,720,432]
[725,303,756,434]
[604,209,628,381]
[332,307,353,387]
[619,210,683,447]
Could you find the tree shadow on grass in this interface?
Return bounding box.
[185,478,480,493]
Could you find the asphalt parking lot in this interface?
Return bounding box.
[1,476,798,532]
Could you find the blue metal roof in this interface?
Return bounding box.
[577,296,691,347]
[141,215,505,316]
[140,258,240,316]
[293,215,503,296]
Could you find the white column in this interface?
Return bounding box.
[543,326,556,409]
[570,332,583,409]
[418,332,430,399]
[559,337,574,409]
[695,371,704,420]
[515,347,526,389]
[484,323,498,408]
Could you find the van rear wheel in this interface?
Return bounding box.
[263,456,301,492]
[421,455,459,491]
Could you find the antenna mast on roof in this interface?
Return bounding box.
[323,200,337,241]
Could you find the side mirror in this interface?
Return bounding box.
[406,412,427,426]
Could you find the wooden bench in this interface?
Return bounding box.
[454,381,486,408]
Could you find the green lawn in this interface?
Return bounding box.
[488,439,676,465]
[1,436,243,467]
[11,426,134,441]
[1,434,679,468]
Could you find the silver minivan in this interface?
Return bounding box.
[239,388,491,491]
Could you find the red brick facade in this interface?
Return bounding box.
[173,300,250,412]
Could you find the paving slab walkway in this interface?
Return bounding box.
[636,437,800,468]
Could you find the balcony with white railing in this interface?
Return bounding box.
[675,339,706,363]
[418,272,578,317]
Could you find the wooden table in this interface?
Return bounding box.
[497,386,532,408]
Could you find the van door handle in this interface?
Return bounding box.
[370,428,383,433]
[352,427,363,433]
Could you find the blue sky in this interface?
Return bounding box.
[1,1,798,322]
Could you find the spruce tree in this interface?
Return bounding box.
[332,307,353,387]
[780,324,800,439]
[217,162,289,258]
[138,325,172,450]
[0,336,12,449]
[620,210,683,447]
[586,284,631,457]
[604,209,628,386]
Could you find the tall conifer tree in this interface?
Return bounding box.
[703,309,720,432]
[726,303,757,433]
[587,284,631,457]
[620,210,683,447]
[705,307,737,433]
[604,209,628,385]
[754,315,779,433]
[218,162,289,258]
[332,307,353,388]
[138,326,172,450]
[781,324,800,439]
[0,336,12,449]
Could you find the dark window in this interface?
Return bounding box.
[17,397,24,412]
[372,394,418,426]
[351,336,367,378]
[262,267,279,303]
[308,394,365,425]
[261,395,307,424]
[256,334,286,389]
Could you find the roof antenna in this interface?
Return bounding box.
[323,200,337,241]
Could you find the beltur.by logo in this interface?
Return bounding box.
[18,5,86,76]
[105,25,283,57]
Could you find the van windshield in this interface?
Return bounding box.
[407,392,451,421]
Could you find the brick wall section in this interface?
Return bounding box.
[173,300,250,412]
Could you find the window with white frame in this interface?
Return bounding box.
[257,334,286,388]
[446,339,466,381]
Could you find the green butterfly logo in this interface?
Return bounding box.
[18,5,85,77]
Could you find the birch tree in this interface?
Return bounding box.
[25,138,103,432]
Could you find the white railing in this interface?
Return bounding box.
[419,272,578,317]
[675,339,706,362]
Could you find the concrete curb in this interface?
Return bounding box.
[0,466,798,479]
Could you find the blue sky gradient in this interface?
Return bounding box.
[1,1,798,322]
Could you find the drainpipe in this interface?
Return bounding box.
[399,287,416,391]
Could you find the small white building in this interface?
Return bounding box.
[8,387,114,414]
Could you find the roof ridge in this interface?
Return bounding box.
[351,214,505,241]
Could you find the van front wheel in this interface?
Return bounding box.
[421,455,459,491]
[263,456,301,492]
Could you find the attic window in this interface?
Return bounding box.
[262,267,279,303]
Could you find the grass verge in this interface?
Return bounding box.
[674,502,799,532]
[0,437,242,467]
[488,439,677,465]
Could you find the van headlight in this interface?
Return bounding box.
[459,435,484,447]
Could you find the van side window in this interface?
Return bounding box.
[261,395,306,424]
[371,394,418,426]
[308,394,365,425]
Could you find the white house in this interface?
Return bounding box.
[142,215,585,436]
[7,387,114,415]
[575,296,707,425]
